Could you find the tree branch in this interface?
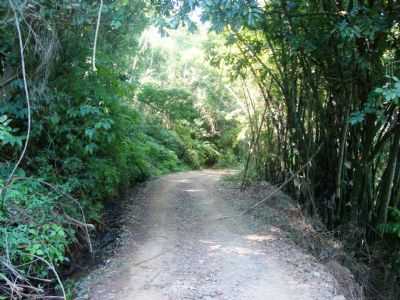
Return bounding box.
[92,0,104,71]
[1,0,32,200]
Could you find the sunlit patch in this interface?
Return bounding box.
[169,179,191,183]
[245,234,275,242]
[184,189,204,193]
[209,244,222,251]
[221,246,263,256]
[269,226,281,233]
[200,239,264,256]
[199,240,216,244]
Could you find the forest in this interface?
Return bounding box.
[0,0,399,299]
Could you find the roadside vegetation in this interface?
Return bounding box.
[157,1,399,298]
[0,1,241,298]
[1,0,400,299]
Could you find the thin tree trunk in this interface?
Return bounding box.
[377,124,400,225]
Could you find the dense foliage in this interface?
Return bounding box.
[0,1,240,298]
[155,0,400,299]
[136,28,243,167]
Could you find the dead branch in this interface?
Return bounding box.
[240,144,322,216]
[218,145,322,220]
[131,249,172,268]
[30,255,66,300]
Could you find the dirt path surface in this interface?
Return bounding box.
[81,170,344,300]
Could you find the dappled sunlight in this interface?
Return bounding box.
[4,0,384,297]
[199,240,215,245]
[199,239,265,257]
[169,179,192,183]
[184,189,204,193]
[245,234,276,242]
[220,246,264,256]
[209,244,222,251]
[269,226,281,233]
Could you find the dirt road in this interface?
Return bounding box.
[82,170,342,300]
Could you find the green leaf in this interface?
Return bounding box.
[349,111,365,125]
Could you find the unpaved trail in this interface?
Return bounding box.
[82,170,342,300]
